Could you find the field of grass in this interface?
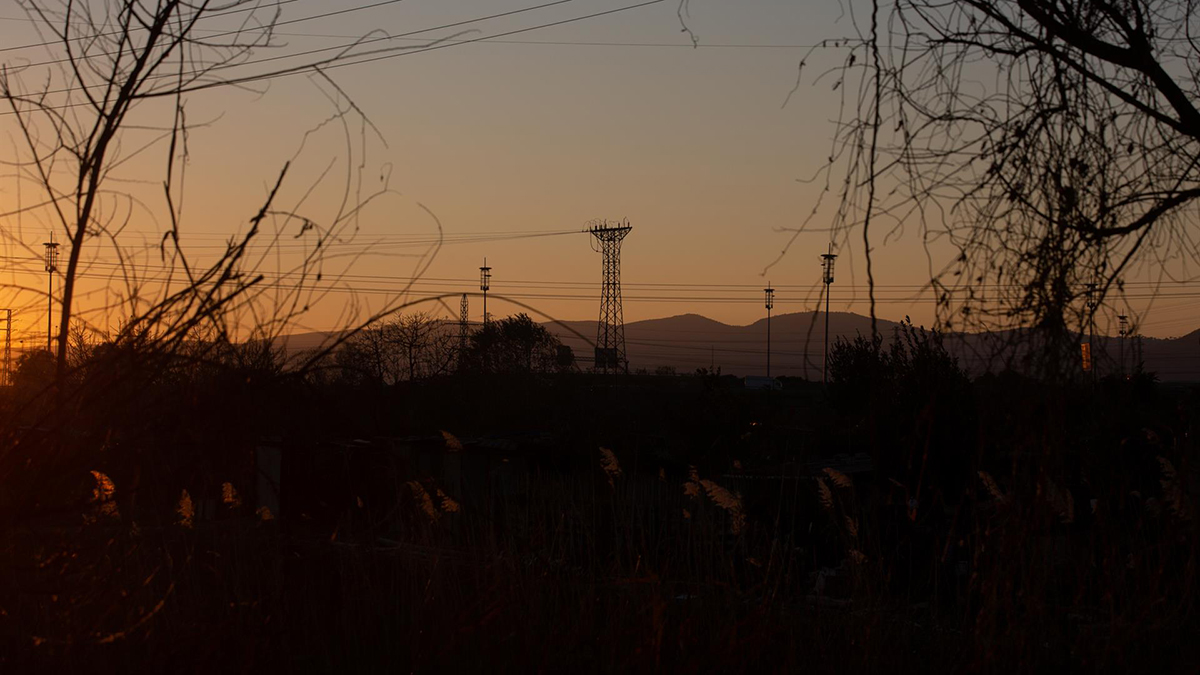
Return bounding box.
[1,347,1198,672]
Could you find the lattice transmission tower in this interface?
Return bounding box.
[589,219,632,374]
[459,293,470,349]
[458,293,470,371]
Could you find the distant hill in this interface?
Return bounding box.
[275,331,344,354]
[548,311,902,379]
[547,312,1200,381]
[273,312,1200,381]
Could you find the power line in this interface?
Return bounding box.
[17,0,574,69]
[216,30,849,50]
[0,0,312,54]
[2,0,656,109]
[7,252,1200,298]
[186,0,669,92]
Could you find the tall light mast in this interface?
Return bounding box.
[44,235,60,355]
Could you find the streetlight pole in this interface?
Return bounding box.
[820,246,837,385]
[43,236,59,355]
[764,283,774,380]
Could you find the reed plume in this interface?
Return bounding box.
[599,447,623,487]
[177,490,194,529]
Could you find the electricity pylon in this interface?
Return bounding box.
[459,293,470,363]
[589,219,632,374]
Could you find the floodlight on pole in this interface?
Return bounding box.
[764,283,775,380]
[820,245,837,385]
[43,235,60,355]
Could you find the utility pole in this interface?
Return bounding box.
[1085,282,1097,381]
[764,283,774,379]
[589,219,632,375]
[479,259,491,328]
[1118,314,1129,379]
[820,245,837,385]
[44,235,59,355]
[2,309,10,386]
[1135,329,1143,373]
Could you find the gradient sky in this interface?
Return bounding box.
[0,0,1195,347]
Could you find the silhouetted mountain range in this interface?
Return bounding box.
[547,312,895,379]
[546,312,1200,381]
[277,311,1200,381]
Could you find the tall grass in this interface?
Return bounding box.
[1,350,1198,671]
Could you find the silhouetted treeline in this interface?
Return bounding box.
[1,316,1197,672]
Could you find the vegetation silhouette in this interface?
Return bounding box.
[1,1,1197,672]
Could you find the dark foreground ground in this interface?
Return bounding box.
[2,347,1198,673]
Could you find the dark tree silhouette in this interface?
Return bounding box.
[1,1,453,387]
[786,0,1200,376]
[466,313,568,375]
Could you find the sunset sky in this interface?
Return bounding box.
[1,0,1196,347]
